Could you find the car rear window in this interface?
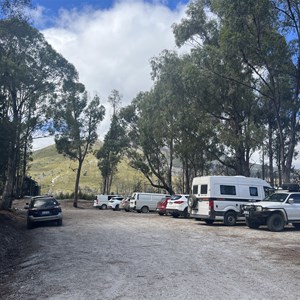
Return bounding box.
[170,195,181,200]
[32,199,57,208]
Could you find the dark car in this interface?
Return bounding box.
[156,196,171,216]
[25,195,63,229]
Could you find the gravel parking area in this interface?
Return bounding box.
[1,200,300,299]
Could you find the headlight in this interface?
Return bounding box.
[256,206,263,211]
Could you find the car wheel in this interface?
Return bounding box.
[183,208,189,218]
[114,205,120,211]
[292,223,300,229]
[158,212,164,216]
[224,211,237,226]
[141,206,149,213]
[27,219,33,229]
[172,213,179,218]
[101,204,107,210]
[267,213,285,232]
[245,217,260,229]
[204,219,214,225]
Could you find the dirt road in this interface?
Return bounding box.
[1,201,300,299]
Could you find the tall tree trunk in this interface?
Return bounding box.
[73,159,83,208]
[0,143,16,210]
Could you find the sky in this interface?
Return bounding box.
[30,0,191,150]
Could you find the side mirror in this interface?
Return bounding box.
[288,198,294,204]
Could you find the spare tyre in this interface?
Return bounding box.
[188,195,198,209]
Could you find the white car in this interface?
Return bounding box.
[166,194,189,218]
[107,196,124,211]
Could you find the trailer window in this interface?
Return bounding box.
[249,187,258,196]
[200,185,208,194]
[220,185,236,195]
[192,185,198,194]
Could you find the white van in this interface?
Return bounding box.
[93,194,123,210]
[189,176,272,225]
[130,192,170,213]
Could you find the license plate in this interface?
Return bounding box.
[41,211,50,215]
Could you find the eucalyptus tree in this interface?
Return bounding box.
[0,19,79,210]
[173,0,297,182]
[96,114,129,194]
[53,86,105,208]
[173,1,265,176]
[95,90,129,194]
[150,50,214,192]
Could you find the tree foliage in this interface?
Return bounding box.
[53,86,105,208]
[0,18,79,209]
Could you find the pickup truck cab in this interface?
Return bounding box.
[242,190,300,231]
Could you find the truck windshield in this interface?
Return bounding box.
[262,193,288,202]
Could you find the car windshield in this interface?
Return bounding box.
[262,193,288,202]
[32,199,58,208]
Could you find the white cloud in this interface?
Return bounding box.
[32,0,188,150]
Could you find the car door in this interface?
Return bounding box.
[285,194,300,221]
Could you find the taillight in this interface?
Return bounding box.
[209,200,214,211]
[174,200,184,204]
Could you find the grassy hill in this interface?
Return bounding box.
[28,143,149,197]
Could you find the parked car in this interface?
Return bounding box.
[107,196,124,211]
[189,176,272,226]
[166,194,189,218]
[119,197,131,212]
[242,189,300,232]
[94,194,122,210]
[25,195,62,229]
[130,192,171,213]
[156,196,171,216]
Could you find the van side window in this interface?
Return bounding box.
[220,185,236,195]
[249,187,258,196]
[192,185,198,194]
[200,185,208,194]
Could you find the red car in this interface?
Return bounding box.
[156,196,171,216]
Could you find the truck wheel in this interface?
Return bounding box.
[141,206,149,213]
[224,211,237,226]
[101,204,107,210]
[204,219,214,225]
[267,213,285,232]
[245,218,260,229]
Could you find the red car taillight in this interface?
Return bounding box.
[209,200,214,211]
[174,200,184,204]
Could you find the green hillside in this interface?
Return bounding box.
[28,143,149,196]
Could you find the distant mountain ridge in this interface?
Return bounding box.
[28,142,148,196]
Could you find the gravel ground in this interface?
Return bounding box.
[1,199,300,300]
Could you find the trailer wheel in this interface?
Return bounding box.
[224,211,237,226]
[141,206,149,213]
[267,213,285,232]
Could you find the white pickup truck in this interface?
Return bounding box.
[242,190,300,231]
